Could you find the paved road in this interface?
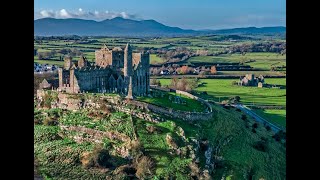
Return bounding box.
[232,104,284,133]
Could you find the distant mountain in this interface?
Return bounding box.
[34,17,195,36]
[34,17,286,37]
[205,26,286,35]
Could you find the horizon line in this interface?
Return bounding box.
[34,17,286,31]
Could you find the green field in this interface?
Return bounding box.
[253,109,286,128]
[150,54,166,65]
[159,78,286,106]
[159,78,286,127]
[197,78,286,106]
[137,91,206,112]
[187,52,286,70]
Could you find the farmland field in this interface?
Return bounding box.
[186,52,286,70]
[158,78,286,127]
[159,78,286,106]
[252,109,286,128]
[137,91,206,112]
[150,54,166,65]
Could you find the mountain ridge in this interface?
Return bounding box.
[34,17,286,37]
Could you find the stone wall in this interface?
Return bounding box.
[38,89,213,121]
[127,99,214,121]
[175,90,213,113]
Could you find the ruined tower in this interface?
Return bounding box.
[78,56,88,68]
[58,68,63,88]
[64,56,72,70]
[124,43,132,77]
[124,43,133,99]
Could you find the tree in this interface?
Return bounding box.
[51,49,56,56]
[38,53,44,60]
[150,79,161,86]
[252,123,258,129]
[210,66,217,74]
[170,77,179,89]
[179,65,189,74]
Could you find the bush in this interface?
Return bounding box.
[241,114,247,120]
[81,145,111,168]
[252,123,258,129]
[150,79,161,86]
[134,156,155,179]
[253,140,268,152]
[128,140,144,157]
[228,96,241,103]
[43,118,58,126]
[265,125,271,131]
[252,129,257,133]
[112,165,136,179]
[273,130,286,142]
[146,125,162,134]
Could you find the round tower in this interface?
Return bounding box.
[124,43,133,76]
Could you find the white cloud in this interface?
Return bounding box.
[59,9,71,18]
[35,8,139,21]
[40,10,54,18]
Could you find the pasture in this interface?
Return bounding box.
[137,91,206,112]
[158,78,286,127]
[186,52,286,71]
[253,109,286,128]
[159,78,286,106]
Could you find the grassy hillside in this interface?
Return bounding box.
[34,97,286,179]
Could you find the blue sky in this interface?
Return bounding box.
[34,0,286,30]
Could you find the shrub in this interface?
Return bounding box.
[128,140,144,157]
[146,125,162,134]
[112,165,136,179]
[81,145,111,168]
[166,134,178,149]
[134,156,155,179]
[189,162,200,178]
[265,125,271,131]
[273,130,286,142]
[199,138,209,152]
[253,140,268,152]
[252,123,258,129]
[241,114,247,120]
[43,118,58,126]
[252,129,257,133]
[150,79,161,86]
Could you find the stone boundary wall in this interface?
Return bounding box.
[37,89,214,121]
[127,98,213,121]
[151,75,286,79]
[60,125,131,142]
[175,90,213,113]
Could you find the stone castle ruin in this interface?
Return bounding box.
[238,74,265,87]
[58,43,150,98]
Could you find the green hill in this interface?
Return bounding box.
[34,94,285,179]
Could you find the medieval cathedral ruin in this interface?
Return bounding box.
[57,43,150,99]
